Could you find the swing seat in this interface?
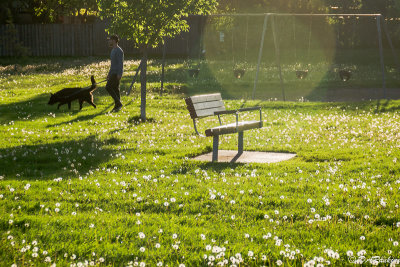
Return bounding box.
[188,68,200,78]
[296,70,308,79]
[233,69,245,79]
[339,69,351,82]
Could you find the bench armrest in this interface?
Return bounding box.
[214,106,262,131]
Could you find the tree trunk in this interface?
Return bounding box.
[140,47,148,121]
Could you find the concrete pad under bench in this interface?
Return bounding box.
[191,150,296,164]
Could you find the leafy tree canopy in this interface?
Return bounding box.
[97,0,217,49]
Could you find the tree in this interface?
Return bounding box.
[34,0,99,23]
[97,0,217,121]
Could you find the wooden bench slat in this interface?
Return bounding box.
[192,100,224,110]
[195,107,226,118]
[190,93,222,104]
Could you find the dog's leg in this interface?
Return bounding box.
[68,102,71,110]
[79,100,83,110]
[89,101,96,108]
[88,96,96,108]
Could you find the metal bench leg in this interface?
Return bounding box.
[212,135,219,162]
[238,132,244,154]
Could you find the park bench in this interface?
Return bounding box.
[185,93,263,162]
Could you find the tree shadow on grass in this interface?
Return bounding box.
[0,135,122,180]
[0,93,51,123]
[46,103,113,127]
[0,91,117,124]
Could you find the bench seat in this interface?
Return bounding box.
[205,120,262,136]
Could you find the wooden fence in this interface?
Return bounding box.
[0,19,201,57]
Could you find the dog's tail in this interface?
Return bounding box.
[89,75,99,92]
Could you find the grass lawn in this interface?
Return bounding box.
[0,57,400,266]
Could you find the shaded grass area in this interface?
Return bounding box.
[0,57,399,266]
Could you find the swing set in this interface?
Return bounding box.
[246,13,398,100]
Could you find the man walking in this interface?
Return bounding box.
[106,34,124,112]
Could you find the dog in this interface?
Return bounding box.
[48,76,97,110]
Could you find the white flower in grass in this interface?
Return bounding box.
[244,233,250,239]
[248,251,254,257]
[156,262,163,267]
[200,234,206,240]
[347,250,353,257]
[276,260,283,266]
[170,198,176,203]
[357,250,366,256]
[55,208,60,213]
[99,257,105,263]
[179,264,185,267]
[360,236,365,241]
[172,234,178,239]
[155,243,161,248]
[206,245,212,251]
[32,252,38,258]
[261,255,267,261]
[172,244,179,250]
[71,212,76,216]
[139,247,145,253]
[140,262,145,267]
[164,202,169,207]
[44,256,51,262]
[274,210,279,215]
[231,215,235,220]
[138,232,145,239]
[394,241,399,246]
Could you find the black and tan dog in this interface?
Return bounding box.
[48,76,97,110]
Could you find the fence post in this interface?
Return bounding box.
[376,15,386,99]
[252,14,270,100]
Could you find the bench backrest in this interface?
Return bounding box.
[185,93,225,119]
